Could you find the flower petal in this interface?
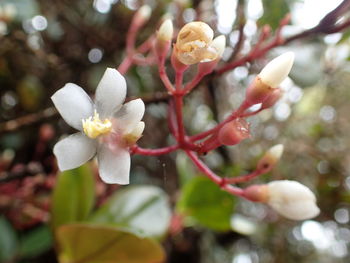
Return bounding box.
[97,143,131,184]
[114,98,145,134]
[53,132,97,171]
[95,68,126,119]
[51,83,94,130]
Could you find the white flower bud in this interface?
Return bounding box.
[132,5,152,27]
[268,144,284,160]
[259,52,294,88]
[157,19,173,42]
[266,180,320,220]
[211,35,226,58]
[138,5,152,21]
[257,144,284,172]
[246,53,294,105]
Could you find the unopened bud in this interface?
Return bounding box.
[174,21,218,65]
[157,19,173,42]
[218,119,250,146]
[266,180,320,220]
[257,144,284,172]
[259,52,294,89]
[245,52,294,105]
[155,19,173,61]
[261,88,283,109]
[133,5,152,27]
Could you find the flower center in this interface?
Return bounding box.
[82,111,112,139]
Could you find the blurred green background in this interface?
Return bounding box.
[1,0,350,262]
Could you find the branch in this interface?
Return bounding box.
[217,0,350,75]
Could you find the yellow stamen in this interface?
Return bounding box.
[82,111,112,139]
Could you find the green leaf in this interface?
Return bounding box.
[176,152,196,186]
[57,224,165,263]
[19,225,52,258]
[0,217,18,262]
[258,0,290,30]
[90,185,171,239]
[177,176,236,231]
[51,164,95,230]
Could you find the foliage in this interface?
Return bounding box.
[177,176,236,231]
[56,224,165,263]
[90,185,171,239]
[51,164,95,229]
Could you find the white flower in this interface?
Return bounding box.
[175,21,219,65]
[267,180,320,220]
[51,68,145,184]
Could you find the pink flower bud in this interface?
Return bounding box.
[218,119,250,146]
[245,76,272,105]
[243,184,268,202]
[261,88,283,109]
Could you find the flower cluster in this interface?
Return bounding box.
[52,11,320,221]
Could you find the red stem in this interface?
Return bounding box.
[175,71,184,91]
[197,135,221,154]
[117,57,133,74]
[126,22,138,56]
[183,73,204,94]
[137,35,155,53]
[224,169,263,184]
[158,60,175,93]
[174,95,185,144]
[190,100,250,141]
[168,100,178,137]
[173,70,186,144]
[185,150,244,197]
[131,144,179,156]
